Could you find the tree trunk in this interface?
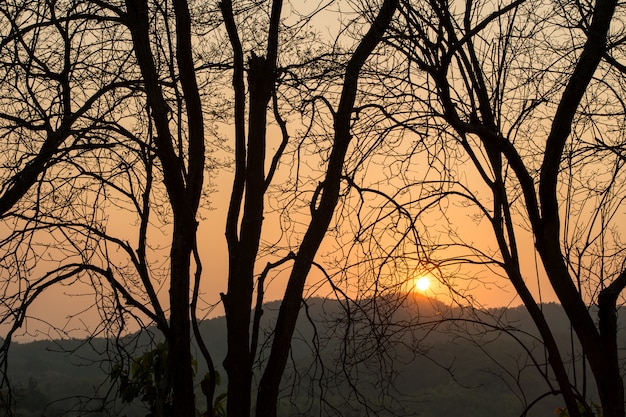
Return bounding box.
[597,286,625,417]
[221,0,282,413]
[222,30,275,417]
[168,214,197,417]
[125,0,204,413]
[222,257,255,417]
[534,0,620,414]
[255,0,399,414]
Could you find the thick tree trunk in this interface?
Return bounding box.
[221,0,282,414]
[220,0,254,411]
[222,258,255,417]
[125,0,205,414]
[534,0,621,415]
[255,0,399,415]
[597,287,625,417]
[169,215,197,417]
[221,32,275,417]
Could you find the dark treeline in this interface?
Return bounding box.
[7,298,609,417]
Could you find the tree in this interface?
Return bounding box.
[122,0,207,413]
[376,0,626,415]
[0,0,149,411]
[0,0,211,414]
[218,0,398,415]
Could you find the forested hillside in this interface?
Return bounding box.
[5,297,612,417]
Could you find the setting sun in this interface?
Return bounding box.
[415,276,430,292]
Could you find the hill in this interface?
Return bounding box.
[3,295,613,417]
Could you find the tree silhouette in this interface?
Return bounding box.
[377,0,626,415]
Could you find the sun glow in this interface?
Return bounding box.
[414,276,430,292]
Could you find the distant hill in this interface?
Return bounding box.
[4,295,618,417]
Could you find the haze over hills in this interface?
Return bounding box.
[4,295,615,417]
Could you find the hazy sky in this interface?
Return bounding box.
[0,0,576,343]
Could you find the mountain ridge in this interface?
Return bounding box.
[4,296,614,417]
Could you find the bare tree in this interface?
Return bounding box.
[0,0,212,414]
[218,0,399,415]
[374,0,626,415]
[0,0,153,412]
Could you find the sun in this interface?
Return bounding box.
[414,276,430,292]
